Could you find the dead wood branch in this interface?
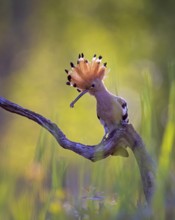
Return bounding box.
[0,96,155,205]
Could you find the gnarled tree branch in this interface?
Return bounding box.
[0,96,155,205]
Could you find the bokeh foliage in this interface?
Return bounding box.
[0,0,175,219]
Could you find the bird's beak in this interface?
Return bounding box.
[70,89,89,108]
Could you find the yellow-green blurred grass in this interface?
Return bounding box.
[152,64,175,220]
[1,63,175,219]
[0,11,173,218]
[1,56,175,219]
[1,0,175,219]
[0,129,141,219]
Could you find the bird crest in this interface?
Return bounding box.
[65,53,108,92]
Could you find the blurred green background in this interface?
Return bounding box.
[0,0,175,219]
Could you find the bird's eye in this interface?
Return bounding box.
[91,84,95,88]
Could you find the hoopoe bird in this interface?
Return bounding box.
[65,53,129,157]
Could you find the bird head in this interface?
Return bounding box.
[65,53,108,107]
